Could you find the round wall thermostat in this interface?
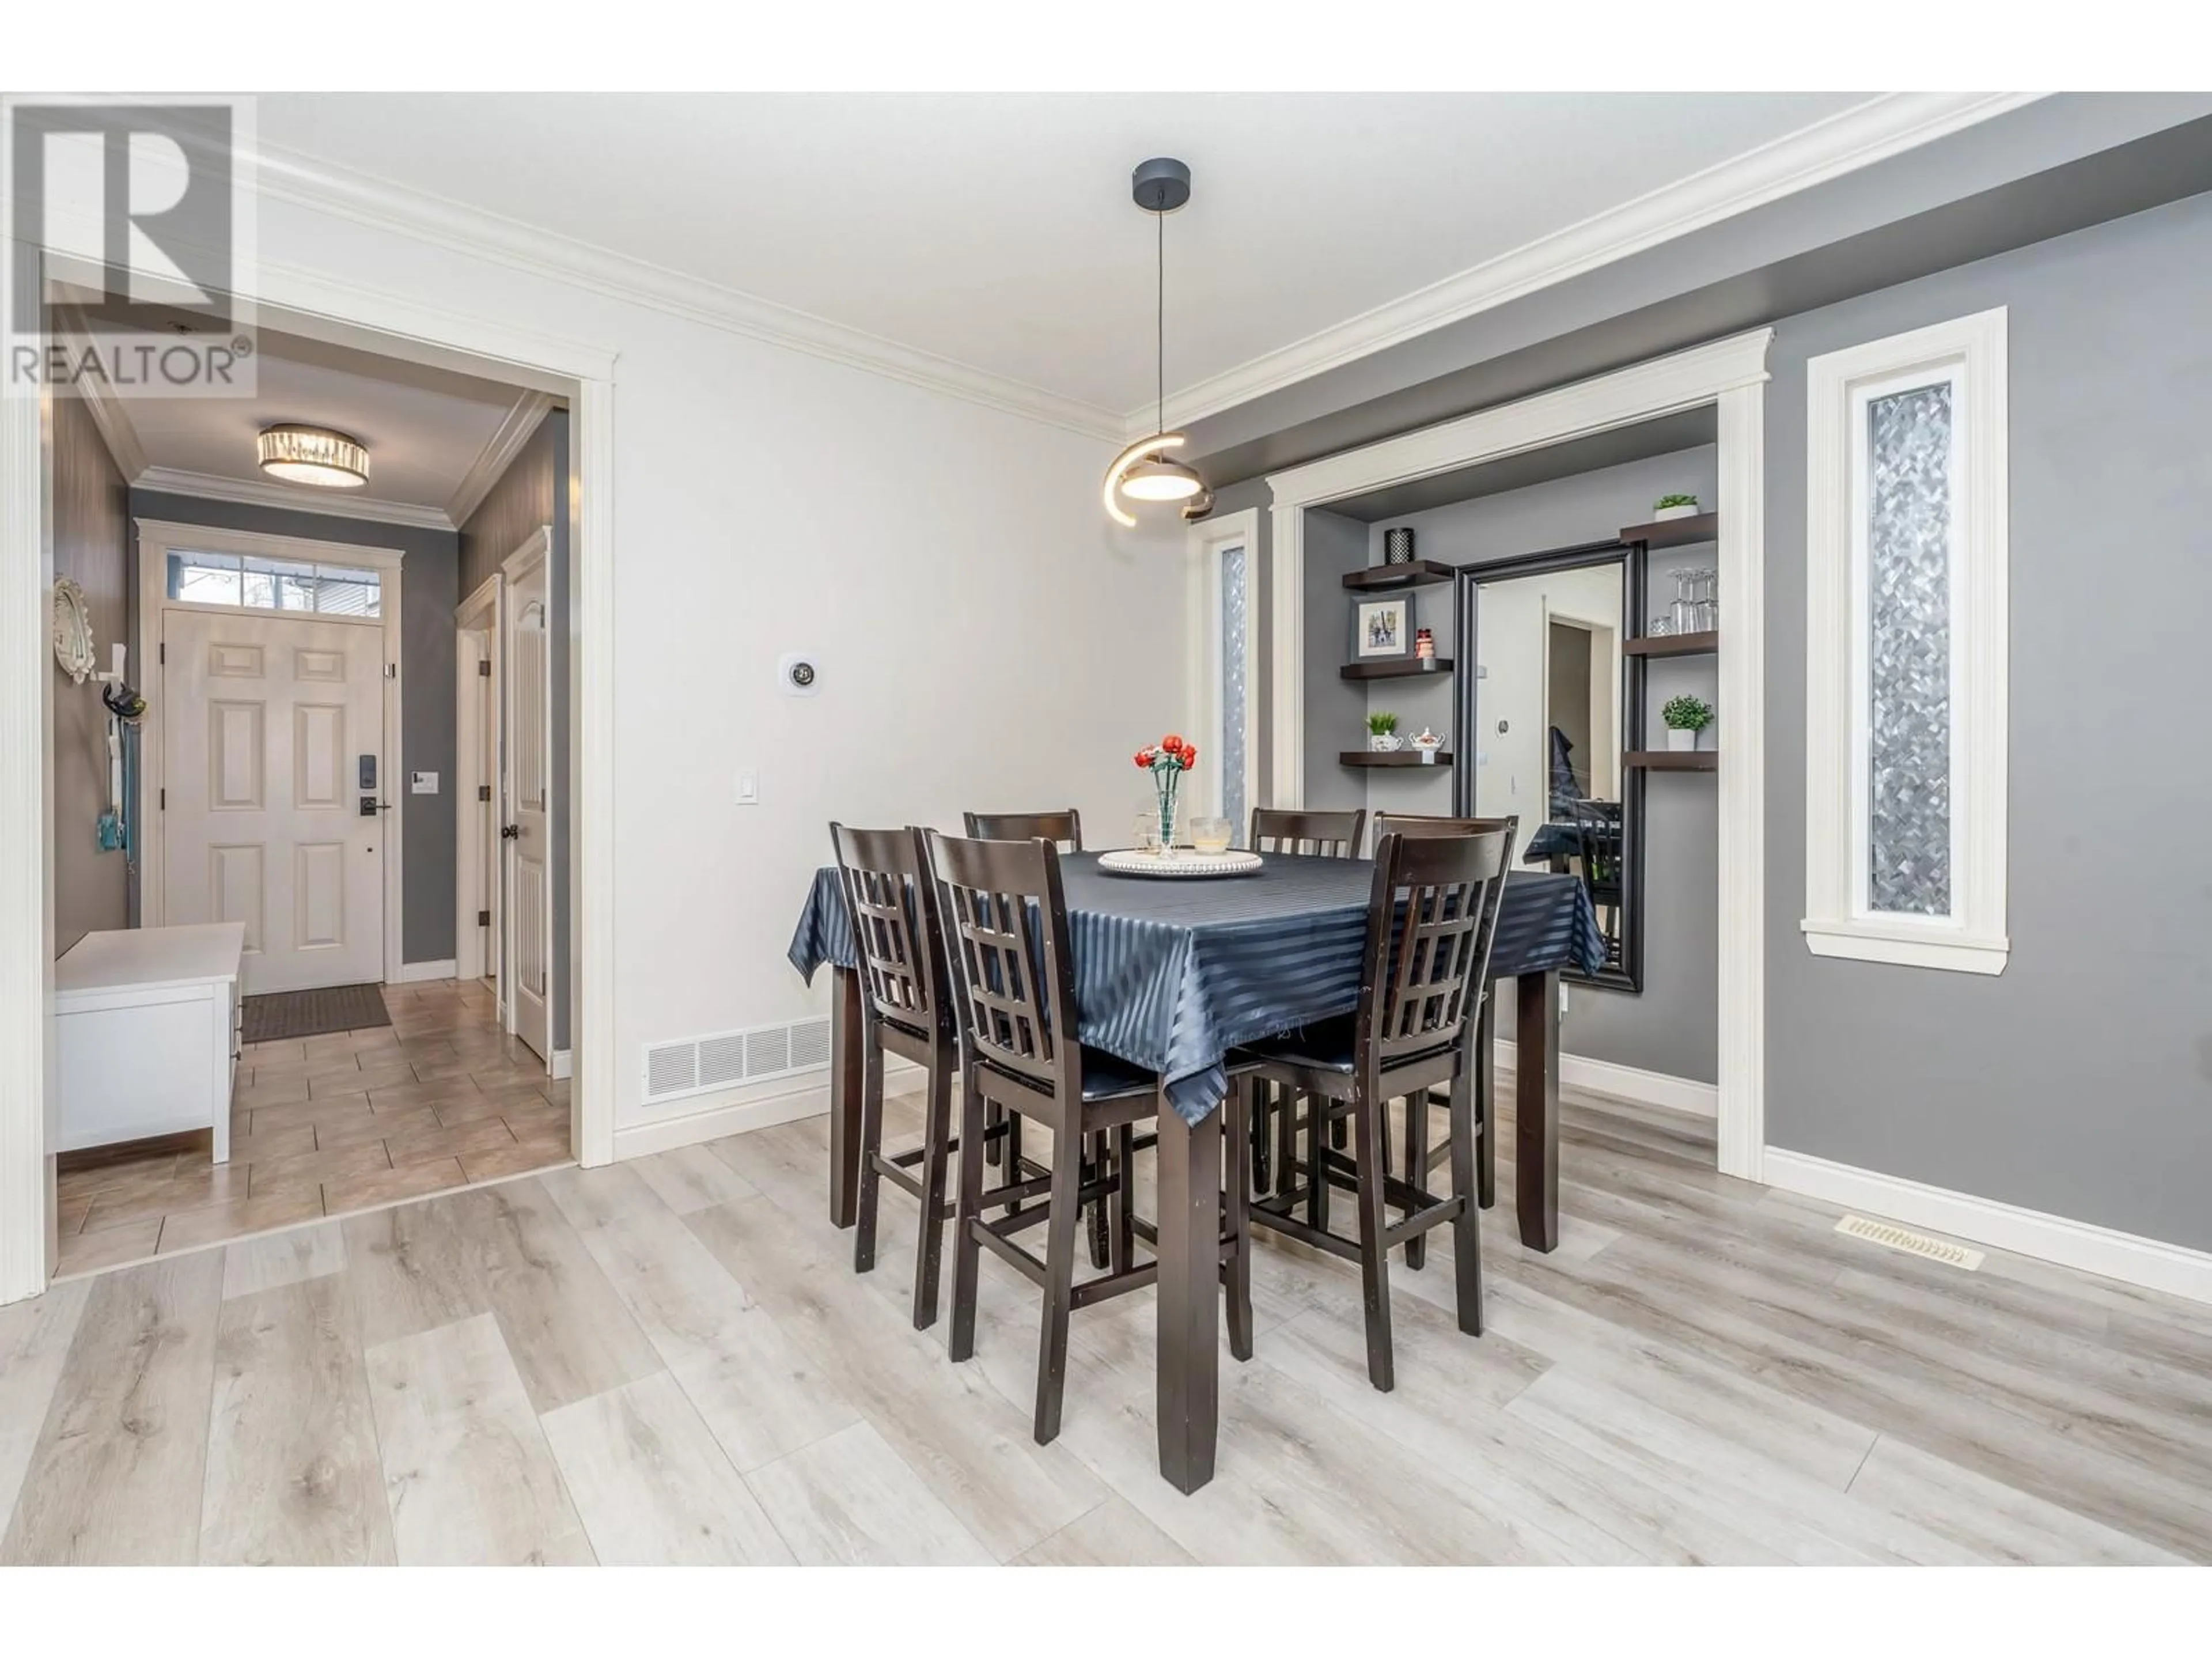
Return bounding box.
[778,652,822,697]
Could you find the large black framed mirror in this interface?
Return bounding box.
[1452,540,1645,993]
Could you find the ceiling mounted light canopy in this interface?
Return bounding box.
[256,423,370,489]
[1104,157,1212,528]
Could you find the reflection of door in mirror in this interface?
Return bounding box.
[1473,558,1631,984]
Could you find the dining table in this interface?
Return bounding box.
[786,850,1605,1493]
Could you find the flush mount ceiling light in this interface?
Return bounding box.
[1103,157,1212,528]
[256,423,370,489]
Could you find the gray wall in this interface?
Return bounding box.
[458,409,570,1051]
[51,394,131,955]
[1300,508,1372,815]
[1332,449,1721,1081]
[1764,188,2212,1251]
[129,490,462,965]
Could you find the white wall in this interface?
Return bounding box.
[249,192,1184,1133]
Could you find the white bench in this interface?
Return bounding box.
[56,923,245,1164]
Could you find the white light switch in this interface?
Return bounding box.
[736,769,760,805]
[410,771,439,794]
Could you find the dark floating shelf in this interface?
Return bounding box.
[1619,511,1718,551]
[1340,750,1455,768]
[1623,630,1718,659]
[1340,657,1453,682]
[1343,559,1458,592]
[1625,748,1717,772]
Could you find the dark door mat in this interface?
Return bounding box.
[241,982,392,1044]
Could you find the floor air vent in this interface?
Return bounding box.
[1834,1214,1984,1271]
[641,1015,832,1108]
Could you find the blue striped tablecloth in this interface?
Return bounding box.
[788,853,1603,1126]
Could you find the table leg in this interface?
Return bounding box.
[1474,991,1496,1211]
[1514,969,1560,1252]
[1156,1097,1221,1493]
[829,965,863,1230]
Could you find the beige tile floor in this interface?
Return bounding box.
[54,978,573,1279]
[5,1079,2208,1565]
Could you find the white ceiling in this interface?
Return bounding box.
[109,319,535,517]
[257,92,1874,421]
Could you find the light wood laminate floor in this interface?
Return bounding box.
[4,1082,2207,1565]
[53,979,573,1278]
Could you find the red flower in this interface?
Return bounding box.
[1133,749,1153,768]
[1160,733,1184,752]
[1181,744,1197,766]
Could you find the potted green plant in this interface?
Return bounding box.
[1366,710,1402,753]
[1661,694,1714,752]
[1653,491,1701,523]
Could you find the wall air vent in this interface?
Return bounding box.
[641,1015,832,1108]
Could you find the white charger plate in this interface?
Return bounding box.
[1097,848,1263,878]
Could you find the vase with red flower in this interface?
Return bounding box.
[1133,733,1198,853]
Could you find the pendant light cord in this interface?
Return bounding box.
[1156,206,1165,437]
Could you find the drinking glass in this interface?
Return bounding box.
[1191,816,1233,854]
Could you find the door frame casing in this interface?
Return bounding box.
[498,525,554,1064]
[454,571,502,988]
[135,519,406,987]
[1263,328,1772,1180]
[3,246,618,1305]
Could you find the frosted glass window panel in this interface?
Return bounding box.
[1864,381,1953,917]
[1220,544,1248,841]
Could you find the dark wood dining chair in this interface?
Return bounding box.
[924,828,1252,1444]
[963,808,1110,1263]
[962,809,1082,851]
[1362,813,1518,1252]
[1567,796,1625,973]
[1244,808,1368,1198]
[830,822,967,1330]
[1249,807,1368,858]
[1232,825,1513,1391]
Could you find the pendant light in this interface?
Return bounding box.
[1103,157,1212,527]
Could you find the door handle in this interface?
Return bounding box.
[501,824,521,840]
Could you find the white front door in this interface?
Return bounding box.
[162,607,386,994]
[503,540,552,1062]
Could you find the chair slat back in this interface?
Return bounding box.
[1370,811,1518,851]
[1359,828,1514,1069]
[925,830,1076,1097]
[963,810,1082,853]
[830,823,946,1035]
[1249,807,1366,859]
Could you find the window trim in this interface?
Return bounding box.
[1184,508,1260,838]
[1802,308,2009,975]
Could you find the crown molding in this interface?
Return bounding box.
[134,465,456,531]
[248,139,1126,445]
[446,389,555,529]
[1138,91,2047,437]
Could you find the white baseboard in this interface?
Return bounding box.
[1763,1147,2212,1306]
[393,959,459,984]
[550,1048,572,1081]
[611,1056,922,1161]
[1494,1039,1717,1119]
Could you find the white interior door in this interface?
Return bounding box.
[502,546,552,1061]
[454,621,501,988]
[163,607,385,994]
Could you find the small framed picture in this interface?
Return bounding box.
[1353,594,1416,661]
